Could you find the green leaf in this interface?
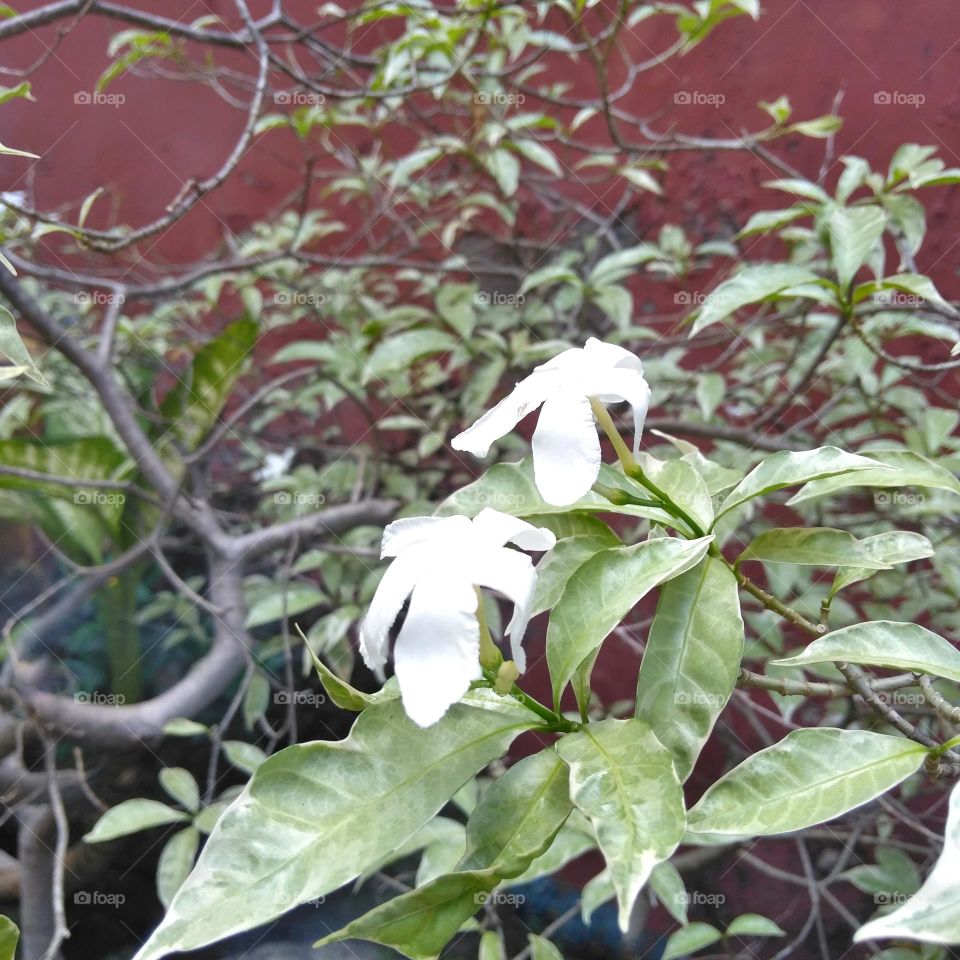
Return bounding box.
[0,304,47,385]
[221,740,268,775]
[716,446,886,522]
[438,458,673,527]
[298,622,390,711]
[556,719,685,931]
[528,934,565,960]
[365,329,458,379]
[0,917,18,960]
[531,533,619,617]
[486,148,521,197]
[650,861,688,925]
[134,692,535,960]
[547,536,714,709]
[157,827,200,908]
[85,799,189,843]
[159,768,200,813]
[635,558,744,781]
[458,751,573,875]
[317,871,496,959]
[855,781,960,945]
[738,527,893,569]
[162,718,208,737]
[830,531,934,598]
[581,868,615,923]
[244,584,327,628]
[635,455,714,532]
[772,621,960,683]
[789,114,843,139]
[662,923,722,960]
[726,914,786,937]
[863,274,956,315]
[737,206,811,238]
[689,264,821,336]
[159,317,257,453]
[317,751,570,960]
[686,729,927,840]
[828,204,886,290]
[842,847,920,897]
[786,447,960,504]
[479,931,503,960]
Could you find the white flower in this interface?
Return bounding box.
[359,509,555,727]
[452,337,650,506]
[253,446,296,482]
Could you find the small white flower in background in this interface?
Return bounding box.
[452,337,650,506]
[254,446,296,483]
[360,509,555,727]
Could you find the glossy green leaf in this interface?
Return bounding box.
[689,264,821,336]
[85,799,189,843]
[726,914,786,937]
[556,719,685,931]
[772,621,960,683]
[635,557,744,781]
[830,531,934,598]
[716,446,886,521]
[528,934,565,960]
[0,917,18,960]
[650,861,688,925]
[317,751,570,959]
[662,922,722,960]
[365,329,458,379]
[157,827,200,908]
[0,304,46,385]
[855,782,960,946]
[438,458,673,527]
[159,317,257,453]
[827,204,886,290]
[531,533,618,617]
[221,741,268,775]
[159,767,200,813]
[686,729,927,840]
[581,868,615,923]
[244,584,327,628]
[134,692,535,960]
[458,751,573,875]
[738,527,892,569]
[786,448,960,504]
[547,536,714,708]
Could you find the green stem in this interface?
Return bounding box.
[590,397,704,538]
[476,589,501,671]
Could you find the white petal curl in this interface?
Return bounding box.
[531,392,601,505]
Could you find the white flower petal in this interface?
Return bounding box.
[470,549,538,672]
[590,368,651,456]
[358,552,421,675]
[393,575,481,727]
[380,515,467,558]
[451,370,556,458]
[531,392,601,505]
[472,508,556,553]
